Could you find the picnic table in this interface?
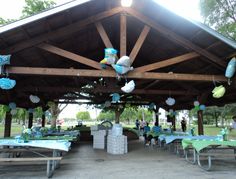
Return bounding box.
[0,139,71,178]
[182,138,236,170]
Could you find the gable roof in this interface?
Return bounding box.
[0,0,235,110]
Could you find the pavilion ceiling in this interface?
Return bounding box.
[0,0,235,110]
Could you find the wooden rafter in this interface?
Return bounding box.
[37,43,102,70]
[95,22,113,48]
[120,14,127,57]
[124,8,227,68]
[174,81,199,94]
[144,80,160,89]
[135,52,199,72]
[7,66,227,82]
[130,25,150,64]
[92,88,197,95]
[1,7,123,54]
[18,86,197,95]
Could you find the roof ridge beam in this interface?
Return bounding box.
[124,8,227,68]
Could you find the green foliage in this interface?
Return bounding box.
[97,106,154,123]
[76,111,91,121]
[120,106,138,121]
[0,17,16,25]
[22,0,56,17]
[190,103,236,126]
[0,0,56,25]
[200,0,236,40]
[97,111,115,121]
[33,107,43,119]
[15,108,27,120]
[0,105,7,121]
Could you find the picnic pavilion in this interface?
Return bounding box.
[0,0,236,140]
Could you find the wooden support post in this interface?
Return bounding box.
[28,112,33,128]
[4,111,12,137]
[197,110,204,135]
[42,112,46,127]
[154,109,159,126]
[172,114,176,131]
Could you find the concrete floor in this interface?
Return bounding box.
[0,140,236,179]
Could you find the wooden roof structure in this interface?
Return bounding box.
[0,0,236,110]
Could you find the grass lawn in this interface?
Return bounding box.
[0,124,236,139]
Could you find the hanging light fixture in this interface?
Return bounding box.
[121,0,133,7]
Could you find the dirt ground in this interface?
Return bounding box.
[0,139,236,179]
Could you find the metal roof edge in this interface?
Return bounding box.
[188,20,236,49]
[152,0,236,50]
[0,0,91,34]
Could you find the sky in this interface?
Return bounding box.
[0,0,202,119]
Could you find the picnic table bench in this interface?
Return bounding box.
[0,156,62,178]
[0,139,71,178]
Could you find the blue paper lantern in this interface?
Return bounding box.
[225,57,236,78]
[9,102,16,110]
[111,93,120,103]
[0,55,11,65]
[199,104,206,111]
[0,78,16,90]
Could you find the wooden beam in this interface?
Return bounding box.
[95,22,113,48]
[21,86,197,95]
[144,80,160,89]
[1,7,123,54]
[4,111,12,137]
[120,14,127,57]
[130,25,150,64]
[197,110,204,135]
[7,66,227,82]
[135,52,199,72]
[124,8,227,68]
[37,43,102,70]
[174,81,199,94]
[91,88,198,95]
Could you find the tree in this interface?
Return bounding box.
[0,0,56,25]
[97,111,115,121]
[22,0,56,17]
[0,17,16,25]
[200,0,236,40]
[120,105,138,124]
[47,102,68,128]
[204,106,221,126]
[76,111,91,121]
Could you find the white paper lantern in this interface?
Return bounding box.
[116,56,131,67]
[166,97,175,106]
[29,95,40,103]
[193,101,200,106]
[10,109,17,115]
[121,80,135,93]
[104,101,111,107]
